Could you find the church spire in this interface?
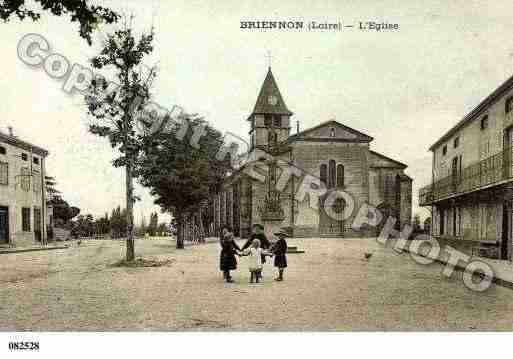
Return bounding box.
[250,67,293,117]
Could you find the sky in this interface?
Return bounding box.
[2,0,513,224]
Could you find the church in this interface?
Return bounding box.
[206,67,412,239]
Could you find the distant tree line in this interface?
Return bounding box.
[46,176,169,239]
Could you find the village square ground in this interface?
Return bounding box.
[1,238,513,331]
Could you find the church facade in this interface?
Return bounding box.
[207,68,412,238]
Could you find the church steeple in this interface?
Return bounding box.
[248,68,293,151]
[250,67,292,117]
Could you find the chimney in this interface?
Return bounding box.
[7,126,13,137]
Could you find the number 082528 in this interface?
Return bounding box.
[8,341,40,350]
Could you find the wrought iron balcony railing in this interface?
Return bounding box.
[419,146,513,206]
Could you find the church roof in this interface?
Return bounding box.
[287,120,374,143]
[369,150,408,169]
[250,67,293,117]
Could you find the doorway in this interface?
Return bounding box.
[0,206,9,244]
[503,127,513,179]
[501,202,511,260]
[34,207,42,242]
[440,208,445,235]
[319,193,345,236]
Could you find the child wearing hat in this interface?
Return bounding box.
[271,229,289,281]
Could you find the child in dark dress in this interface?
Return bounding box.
[271,229,289,281]
[219,227,240,283]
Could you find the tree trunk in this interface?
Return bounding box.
[126,161,135,261]
[176,213,184,249]
[197,207,205,243]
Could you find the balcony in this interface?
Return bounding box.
[419,146,513,206]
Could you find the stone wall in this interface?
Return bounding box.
[290,141,370,236]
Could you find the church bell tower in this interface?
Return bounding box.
[248,67,293,151]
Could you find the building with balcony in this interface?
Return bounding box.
[419,74,513,260]
[0,128,51,247]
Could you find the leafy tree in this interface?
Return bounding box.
[157,222,168,235]
[45,175,79,229]
[45,175,60,200]
[0,0,118,45]
[135,214,147,236]
[49,196,80,226]
[73,213,94,237]
[109,206,127,239]
[148,211,158,236]
[85,21,156,260]
[138,114,231,248]
[95,213,110,238]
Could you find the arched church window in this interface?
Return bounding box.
[336,164,344,187]
[328,159,336,189]
[330,127,335,137]
[267,131,277,145]
[320,164,327,187]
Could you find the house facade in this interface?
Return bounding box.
[0,129,51,247]
[419,74,513,260]
[206,68,412,238]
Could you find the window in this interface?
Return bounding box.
[0,162,7,185]
[330,128,336,137]
[20,167,30,191]
[33,157,39,165]
[439,208,445,235]
[0,146,5,155]
[267,131,277,145]
[273,115,281,128]
[453,136,459,148]
[442,145,447,156]
[506,97,513,114]
[22,207,30,232]
[264,114,272,127]
[21,153,28,161]
[320,164,327,186]
[336,164,344,187]
[480,115,488,130]
[33,174,40,193]
[328,159,336,189]
[452,156,460,178]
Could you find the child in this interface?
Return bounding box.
[241,223,271,279]
[271,229,289,281]
[219,226,240,283]
[240,239,272,283]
